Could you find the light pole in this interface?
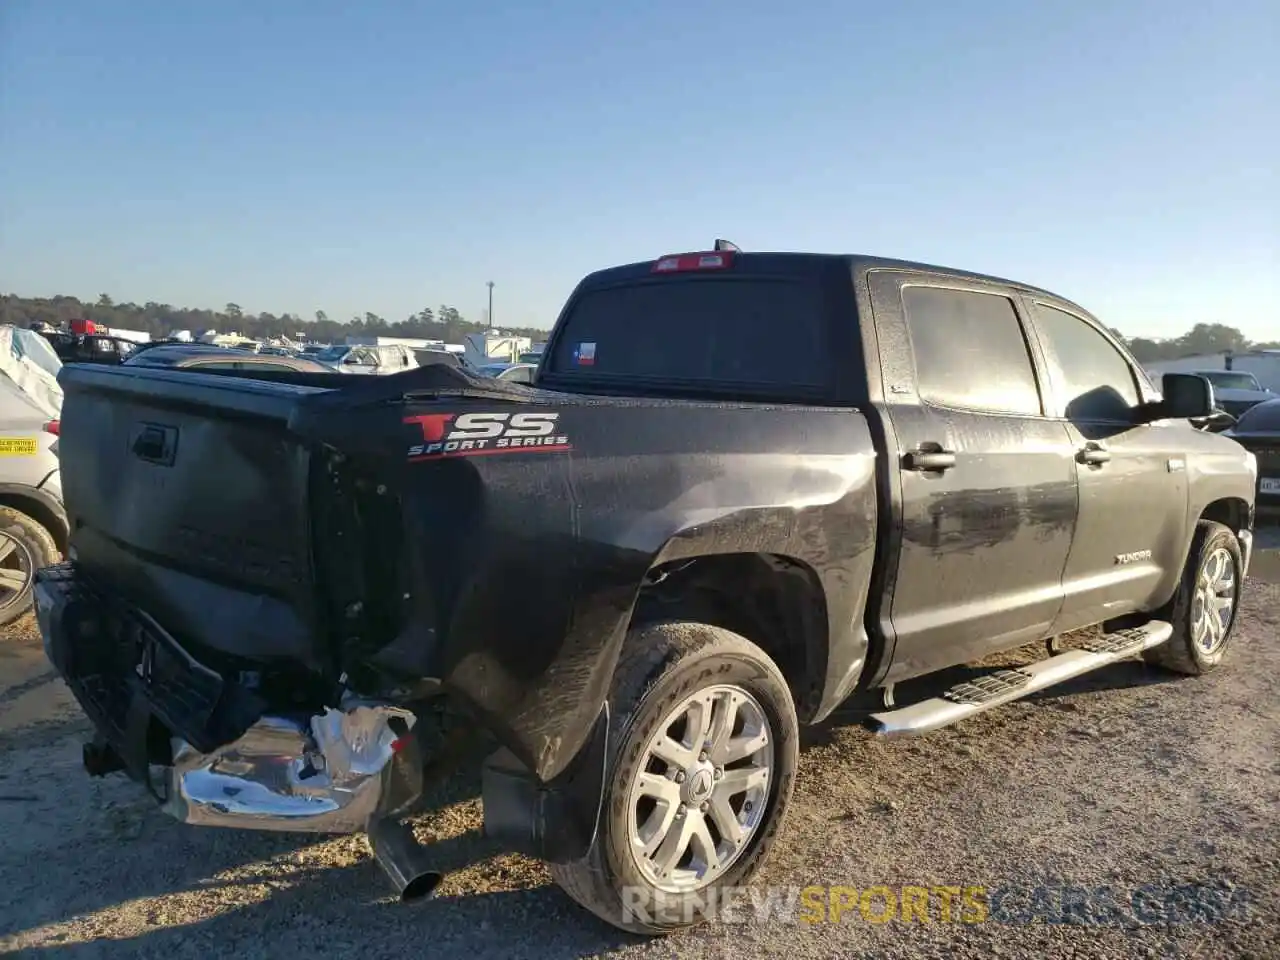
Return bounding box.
[486,281,495,329]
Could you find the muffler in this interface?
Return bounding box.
[367,817,444,903]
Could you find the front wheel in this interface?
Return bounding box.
[550,620,799,934]
[1143,520,1243,675]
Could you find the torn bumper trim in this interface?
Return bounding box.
[481,701,609,863]
[35,562,424,835]
[162,705,421,833]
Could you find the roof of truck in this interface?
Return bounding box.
[576,251,1086,313]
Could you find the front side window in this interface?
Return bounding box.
[1032,303,1139,421]
[901,286,1042,416]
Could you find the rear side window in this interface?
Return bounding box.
[546,278,827,391]
[901,286,1042,416]
[1032,303,1139,421]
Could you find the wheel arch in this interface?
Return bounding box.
[630,552,831,723]
[1198,496,1252,536]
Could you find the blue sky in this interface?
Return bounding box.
[1,0,1275,338]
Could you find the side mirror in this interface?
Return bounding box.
[1161,373,1217,419]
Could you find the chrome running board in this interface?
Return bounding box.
[869,621,1172,737]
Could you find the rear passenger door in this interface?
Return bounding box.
[869,272,1079,683]
[1024,299,1189,632]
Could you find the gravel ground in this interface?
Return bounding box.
[0,578,1277,959]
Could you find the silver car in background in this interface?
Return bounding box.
[0,326,66,626]
[475,361,536,383]
[313,343,419,375]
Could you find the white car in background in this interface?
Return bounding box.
[313,343,419,375]
[475,362,536,384]
[0,326,66,626]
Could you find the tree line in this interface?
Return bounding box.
[1109,322,1279,364]
[0,293,547,346]
[0,292,1272,362]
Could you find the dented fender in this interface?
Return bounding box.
[309,396,882,785]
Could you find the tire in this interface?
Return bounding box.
[0,506,59,629]
[1142,520,1243,676]
[549,620,799,935]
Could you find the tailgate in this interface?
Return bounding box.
[58,364,330,668]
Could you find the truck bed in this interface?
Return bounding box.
[55,359,879,779]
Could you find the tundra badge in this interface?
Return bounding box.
[1114,550,1153,565]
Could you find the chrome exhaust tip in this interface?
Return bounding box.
[367,818,444,903]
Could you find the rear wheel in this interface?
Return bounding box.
[1143,520,1242,675]
[0,506,59,628]
[550,620,799,934]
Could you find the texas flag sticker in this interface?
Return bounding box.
[573,341,597,366]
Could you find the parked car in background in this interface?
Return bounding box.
[1191,370,1275,420]
[0,326,66,627]
[40,331,141,366]
[412,348,464,369]
[312,343,418,374]
[122,343,334,374]
[475,361,536,383]
[1224,398,1280,511]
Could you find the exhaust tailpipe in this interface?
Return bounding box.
[367,818,443,903]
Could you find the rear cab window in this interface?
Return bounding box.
[540,256,839,401]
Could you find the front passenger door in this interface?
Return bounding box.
[1026,300,1189,632]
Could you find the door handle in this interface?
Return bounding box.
[904,445,956,472]
[1076,443,1111,466]
[133,428,166,461]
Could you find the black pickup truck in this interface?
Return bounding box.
[37,248,1257,932]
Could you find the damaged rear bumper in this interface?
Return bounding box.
[163,708,421,833]
[34,563,422,833]
[35,561,611,875]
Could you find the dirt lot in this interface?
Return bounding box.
[1,579,1277,959]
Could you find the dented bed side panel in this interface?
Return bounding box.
[319,397,881,782]
[54,363,880,786]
